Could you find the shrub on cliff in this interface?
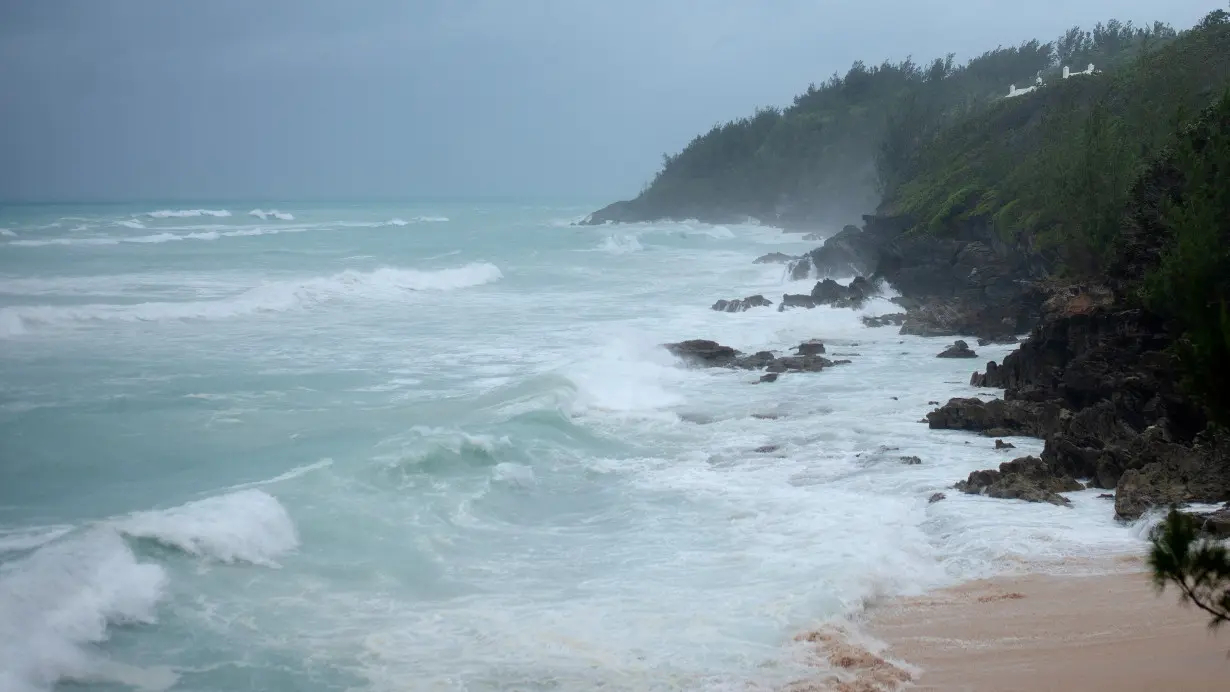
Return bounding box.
[1149,509,1230,628]
[1142,90,1230,425]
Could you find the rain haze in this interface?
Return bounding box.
[0,0,1217,202]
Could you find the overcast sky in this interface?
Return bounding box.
[0,1,1217,202]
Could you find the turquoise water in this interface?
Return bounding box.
[0,204,1149,691]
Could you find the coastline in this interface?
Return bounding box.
[855,561,1230,691]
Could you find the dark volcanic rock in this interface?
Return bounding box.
[665,340,740,367]
[778,294,818,311]
[862,313,907,328]
[937,340,978,359]
[900,456,923,465]
[927,397,1068,438]
[794,340,826,356]
[995,439,1016,449]
[788,258,813,281]
[809,276,876,309]
[765,355,834,374]
[955,456,1082,506]
[804,224,881,278]
[1113,430,1230,519]
[758,373,779,384]
[929,492,947,503]
[753,252,797,265]
[978,335,1020,346]
[712,294,773,313]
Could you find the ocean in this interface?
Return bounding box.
[0,203,1152,691]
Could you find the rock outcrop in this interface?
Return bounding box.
[753,252,797,265]
[664,339,848,379]
[862,313,907,328]
[711,294,773,313]
[936,340,978,358]
[955,456,1083,506]
[778,294,817,311]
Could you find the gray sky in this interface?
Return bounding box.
[0,1,1217,202]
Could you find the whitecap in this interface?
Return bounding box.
[113,489,298,567]
[248,209,295,221]
[0,262,504,335]
[0,529,167,692]
[0,229,14,237]
[597,234,643,254]
[144,209,231,219]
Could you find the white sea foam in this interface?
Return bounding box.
[597,234,644,254]
[0,525,74,554]
[414,216,449,223]
[0,229,14,237]
[0,262,503,335]
[248,209,295,221]
[115,219,145,229]
[0,529,167,692]
[384,218,409,226]
[8,226,314,247]
[114,489,298,567]
[144,209,231,219]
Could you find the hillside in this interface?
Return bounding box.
[583,17,1196,229]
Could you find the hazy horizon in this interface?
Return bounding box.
[0,0,1217,203]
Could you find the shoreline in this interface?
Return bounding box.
[851,562,1230,691]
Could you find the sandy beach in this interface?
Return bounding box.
[862,562,1230,691]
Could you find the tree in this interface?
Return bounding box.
[1149,509,1230,628]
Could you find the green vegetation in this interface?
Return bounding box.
[620,16,1202,227]
[1149,509,1230,628]
[1141,89,1230,425]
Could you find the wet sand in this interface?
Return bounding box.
[865,565,1230,691]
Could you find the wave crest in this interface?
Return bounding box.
[114,489,298,567]
[0,530,167,692]
[144,209,231,218]
[0,263,503,335]
[248,209,295,221]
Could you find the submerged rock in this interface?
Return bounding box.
[664,340,741,367]
[928,492,947,504]
[900,456,923,465]
[758,373,779,384]
[995,439,1016,450]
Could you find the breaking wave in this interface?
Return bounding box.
[144,209,231,219]
[0,489,297,692]
[114,489,298,567]
[0,263,503,335]
[598,234,643,254]
[248,209,295,221]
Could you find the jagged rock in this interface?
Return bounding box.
[788,258,812,281]
[665,340,740,367]
[1192,504,1230,537]
[978,335,1020,346]
[804,224,881,278]
[794,340,826,356]
[778,294,818,311]
[765,355,834,373]
[1113,431,1230,519]
[937,340,978,359]
[929,492,947,504]
[995,439,1015,449]
[862,313,907,328]
[754,445,781,453]
[753,252,797,265]
[758,373,779,384]
[955,456,1082,506]
[927,397,1069,438]
[900,456,923,465]
[712,294,773,313]
[808,278,869,309]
